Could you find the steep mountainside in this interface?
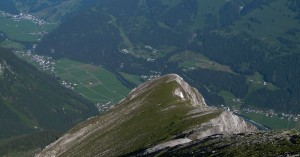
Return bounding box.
[0,48,98,155]
[35,0,300,114]
[37,74,256,157]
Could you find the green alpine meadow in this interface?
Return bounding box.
[0,0,299,156]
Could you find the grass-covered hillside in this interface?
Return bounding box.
[0,48,98,156]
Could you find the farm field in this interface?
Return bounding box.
[54,58,299,132]
[15,53,300,131]
[54,59,131,109]
[0,39,25,50]
[119,72,143,86]
[15,53,142,112]
[0,14,56,42]
[240,111,300,131]
[170,50,234,73]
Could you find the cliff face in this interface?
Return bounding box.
[37,74,256,157]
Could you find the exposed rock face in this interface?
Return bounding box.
[0,62,4,76]
[36,74,257,157]
[0,60,12,76]
[168,74,207,107]
[187,111,257,139]
[145,138,192,154]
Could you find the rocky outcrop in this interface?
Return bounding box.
[136,131,300,156]
[187,111,257,139]
[168,74,207,107]
[0,60,13,76]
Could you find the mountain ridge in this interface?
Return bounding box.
[36,74,256,157]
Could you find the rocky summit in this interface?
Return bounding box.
[37,74,257,157]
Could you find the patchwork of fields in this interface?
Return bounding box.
[240,111,300,131]
[54,59,133,112]
[0,13,56,49]
[15,53,141,112]
[16,52,300,130]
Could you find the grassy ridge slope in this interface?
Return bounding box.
[37,74,226,156]
[37,74,256,157]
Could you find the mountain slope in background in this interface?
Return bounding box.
[35,0,300,114]
[0,48,98,155]
[37,74,256,157]
[0,0,96,22]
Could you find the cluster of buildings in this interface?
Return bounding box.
[17,50,55,72]
[248,79,269,86]
[120,45,158,62]
[144,45,158,53]
[20,52,77,91]
[32,54,55,72]
[28,31,48,36]
[141,71,161,81]
[95,102,114,112]
[241,108,299,122]
[61,81,75,90]
[0,11,53,25]
[143,45,157,62]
